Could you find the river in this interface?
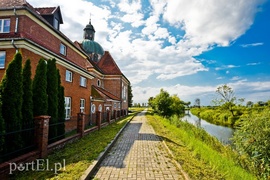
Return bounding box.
[182,111,234,145]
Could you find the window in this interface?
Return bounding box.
[91,104,96,113]
[60,43,66,55]
[65,70,72,82]
[65,97,71,119]
[0,51,6,69]
[54,18,59,30]
[0,19,10,33]
[97,79,101,87]
[98,104,102,112]
[80,99,85,113]
[80,76,87,87]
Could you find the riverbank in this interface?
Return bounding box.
[146,111,256,179]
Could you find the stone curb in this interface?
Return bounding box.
[79,112,139,180]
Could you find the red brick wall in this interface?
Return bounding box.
[103,78,121,97]
[17,15,88,68]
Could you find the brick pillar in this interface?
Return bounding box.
[113,110,116,120]
[77,113,85,138]
[34,115,50,158]
[96,111,101,130]
[107,110,111,123]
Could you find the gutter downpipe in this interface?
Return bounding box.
[14,7,18,33]
[12,7,19,53]
[11,39,18,53]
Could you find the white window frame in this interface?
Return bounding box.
[0,19,10,33]
[60,43,66,55]
[65,97,71,120]
[80,76,87,87]
[91,104,96,113]
[80,99,85,113]
[98,104,102,112]
[65,70,72,82]
[0,51,6,69]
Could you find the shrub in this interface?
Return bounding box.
[232,109,270,178]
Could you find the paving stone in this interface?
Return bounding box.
[92,110,185,179]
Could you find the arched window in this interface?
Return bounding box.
[91,104,96,113]
[98,104,102,112]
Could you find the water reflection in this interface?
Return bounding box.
[183,111,234,145]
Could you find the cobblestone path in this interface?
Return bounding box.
[93,110,186,180]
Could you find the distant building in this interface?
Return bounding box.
[0,0,129,131]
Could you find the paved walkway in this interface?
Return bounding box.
[93,110,186,180]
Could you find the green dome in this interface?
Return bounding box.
[82,39,104,55]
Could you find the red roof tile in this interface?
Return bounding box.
[92,85,120,101]
[0,0,27,7]
[97,51,122,75]
[35,7,57,15]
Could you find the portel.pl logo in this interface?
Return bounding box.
[9,159,66,174]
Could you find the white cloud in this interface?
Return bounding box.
[215,64,240,70]
[240,42,264,48]
[163,0,264,47]
[26,0,268,105]
[247,62,261,66]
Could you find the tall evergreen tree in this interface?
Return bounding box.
[33,58,48,116]
[57,69,65,140]
[128,84,133,107]
[0,101,5,160]
[0,52,23,152]
[47,59,58,142]
[22,59,33,147]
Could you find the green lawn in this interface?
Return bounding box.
[146,111,257,180]
[12,111,140,179]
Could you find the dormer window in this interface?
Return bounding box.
[54,18,59,30]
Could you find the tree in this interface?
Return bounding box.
[47,59,58,142]
[170,95,185,116]
[57,69,65,140]
[0,102,5,157]
[0,52,23,152]
[194,98,200,107]
[22,59,33,146]
[128,84,133,107]
[149,89,185,117]
[33,58,48,116]
[214,84,237,116]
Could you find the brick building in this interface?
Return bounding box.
[0,0,129,131]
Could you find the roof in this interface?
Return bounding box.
[92,85,121,101]
[0,0,27,7]
[82,39,104,55]
[97,51,122,75]
[35,6,63,23]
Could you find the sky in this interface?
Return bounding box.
[27,0,270,106]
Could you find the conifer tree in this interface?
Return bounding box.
[33,58,48,116]
[57,69,65,140]
[0,52,23,152]
[47,59,58,142]
[0,102,5,159]
[22,59,33,147]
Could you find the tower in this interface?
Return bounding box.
[83,19,95,40]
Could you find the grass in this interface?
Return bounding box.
[11,110,141,179]
[146,111,257,180]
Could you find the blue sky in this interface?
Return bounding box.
[28,0,270,105]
